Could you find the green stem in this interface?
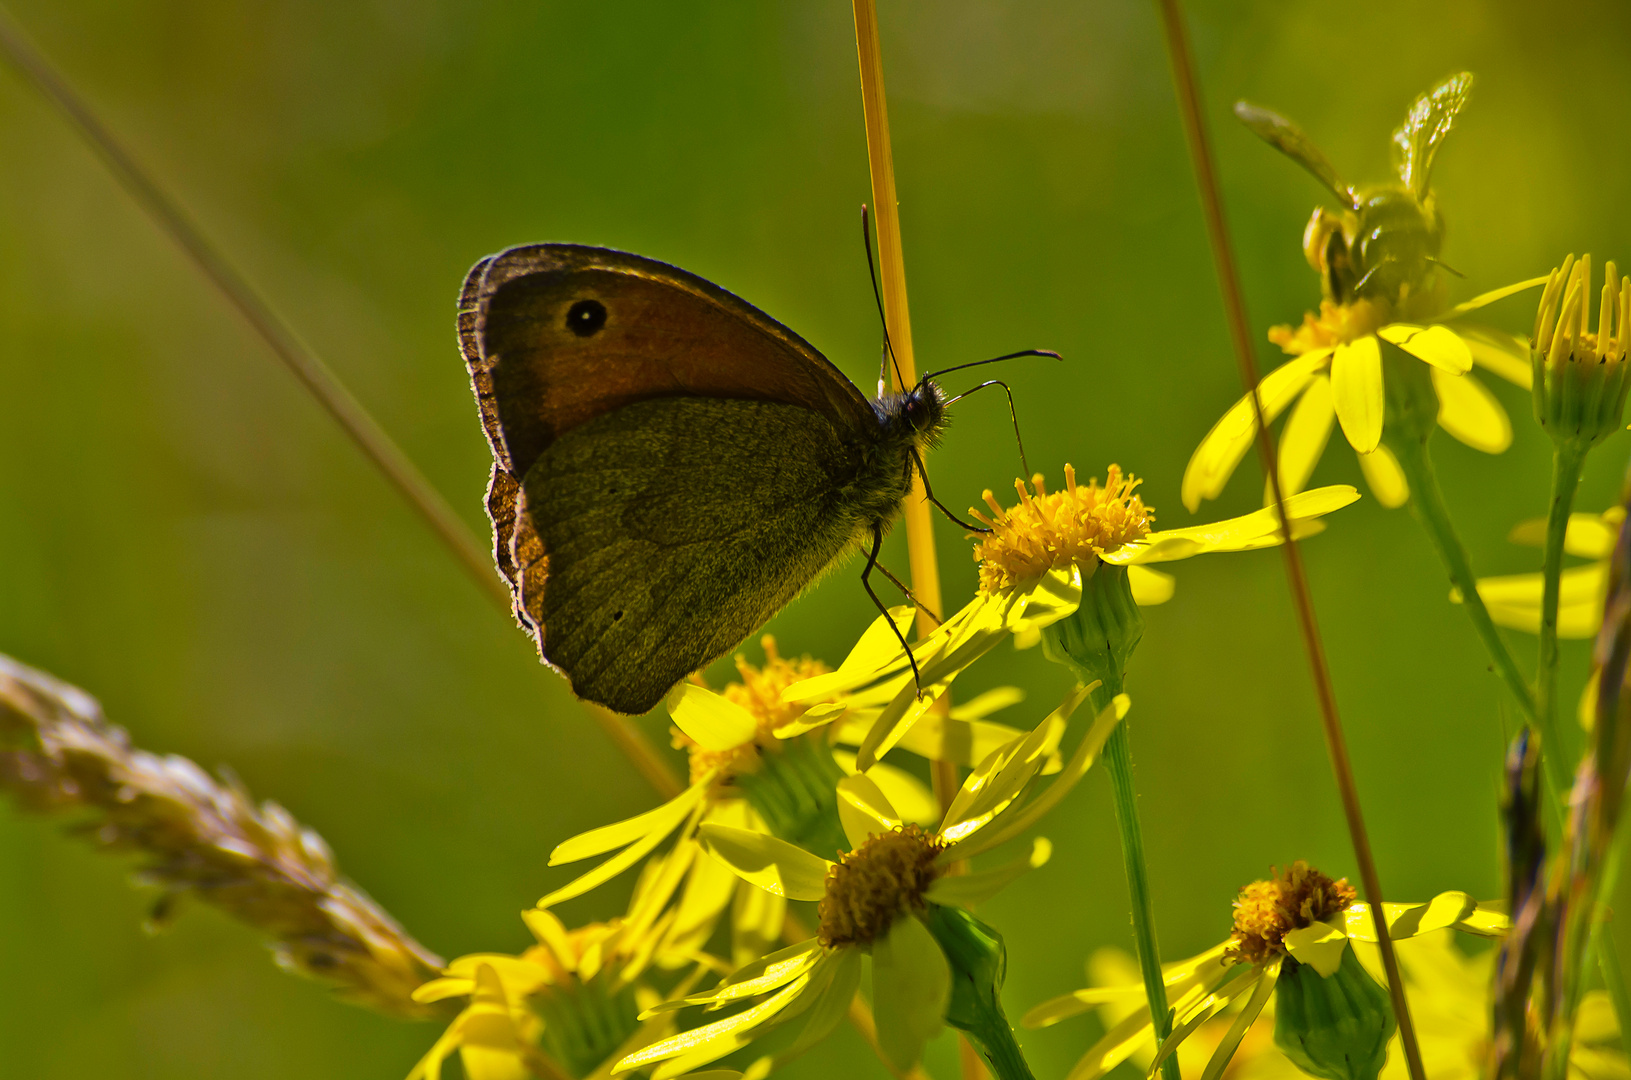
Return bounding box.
[1387,435,1536,721]
[1091,676,1180,1080]
[1537,444,1586,800]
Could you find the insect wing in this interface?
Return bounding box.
[1392,72,1473,200]
[1234,101,1357,210]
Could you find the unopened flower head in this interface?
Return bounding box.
[818,823,943,946]
[971,464,1153,593]
[1532,253,1631,449]
[1229,861,1358,967]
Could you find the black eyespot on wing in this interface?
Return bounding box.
[566,298,608,336]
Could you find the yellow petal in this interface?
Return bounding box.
[549,779,710,865]
[1379,323,1473,373]
[697,824,832,901]
[1127,565,1175,606]
[944,691,1125,861]
[1111,486,1359,564]
[836,773,903,849]
[1461,325,1532,388]
[653,940,823,1012]
[1282,920,1348,976]
[1196,962,1279,1080]
[615,970,814,1075]
[1344,891,1474,941]
[833,751,939,824]
[1431,367,1511,453]
[938,685,1088,842]
[925,837,1051,907]
[949,686,1025,720]
[1181,351,1329,511]
[1356,445,1409,508]
[1272,372,1336,500]
[1582,669,1600,733]
[1330,336,1384,453]
[1443,275,1550,317]
[783,947,863,1059]
[872,915,950,1073]
[540,786,709,908]
[666,683,759,751]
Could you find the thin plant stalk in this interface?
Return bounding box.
[0,5,682,800]
[1151,3,1427,1078]
[1091,676,1180,1080]
[1537,444,1588,789]
[1388,437,1539,724]
[852,6,985,1077]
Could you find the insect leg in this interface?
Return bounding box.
[871,559,943,626]
[943,377,1031,479]
[909,447,990,533]
[860,522,925,695]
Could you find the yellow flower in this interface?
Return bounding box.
[1472,506,1624,639]
[1023,862,1507,1080]
[538,640,981,972]
[406,859,705,1080]
[779,465,1357,769]
[1080,934,1626,1080]
[614,688,1127,1079]
[1183,283,1543,512]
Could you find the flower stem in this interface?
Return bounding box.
[1089,676,1180,1080]
[1537,445,1587,797]
[1386,434,1537,721]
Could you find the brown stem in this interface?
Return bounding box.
[1151,4,1426,1079]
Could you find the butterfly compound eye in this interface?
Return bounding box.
[566,298,608,337]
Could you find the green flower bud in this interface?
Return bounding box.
[1531,254,1631,452]
[1273,947,1396,1080]
[1041,561,1143,689]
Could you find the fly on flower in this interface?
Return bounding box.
[612,688,1127,1079]
[1185,73,1546,511]
[1023,861,1506,1080]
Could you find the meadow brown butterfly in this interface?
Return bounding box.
[460,243,966,715]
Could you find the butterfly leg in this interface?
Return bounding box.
[870,560,942,626]
[860,523,925,696]
[909,448,991,533]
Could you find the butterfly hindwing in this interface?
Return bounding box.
[515,396,872,714]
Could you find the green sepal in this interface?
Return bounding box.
[1273,948,1396,1080]
[1041,561,1143,689]
[923,904,1037,1080]
[735,734,850,860]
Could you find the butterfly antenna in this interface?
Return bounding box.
[943,378,1032,479]
[921,349,1061,384]
[861,205,909,392]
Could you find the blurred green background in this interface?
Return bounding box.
[2,1,1630,1076]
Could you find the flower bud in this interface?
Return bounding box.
[1042,561,1143,689]
[1531,254,1631,452]
[1273,947,1396,1080]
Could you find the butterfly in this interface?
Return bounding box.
[459,243,1035,715]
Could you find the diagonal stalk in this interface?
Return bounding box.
[1387,436,1539,724]
[1151,4,1426,1078]
[0,4,682,800]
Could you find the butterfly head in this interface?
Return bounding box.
[875,378,948,450]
